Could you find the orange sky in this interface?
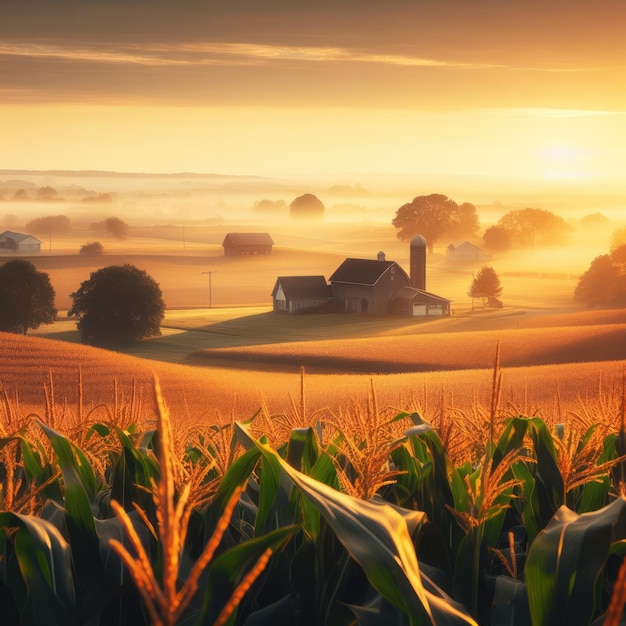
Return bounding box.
[1,0,625,183]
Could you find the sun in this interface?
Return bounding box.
[538,144,592,180]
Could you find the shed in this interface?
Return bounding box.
[271,276,331,313]
[329,258,412,314]
[390,286,452,317]
[222,232,274,256]
[446,241,489,263]
[0,231,42,253]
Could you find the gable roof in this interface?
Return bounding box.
[222,232,274,247]
[393,286,452,303]
[0,231,42,244]
[447,241,481,251]
[272,276,330,299]
[329,258,409,286]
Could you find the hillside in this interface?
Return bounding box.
[2,331,624,430]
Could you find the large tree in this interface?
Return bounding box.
[482,225,512,253]
[0,259,56,334]
[468,266,503,307]
[574,247,626,307]
[290,193,324,220]
[69,264,165,346]
[392,194,478,253]
[496,208,571,247]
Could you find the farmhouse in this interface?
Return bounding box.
[0,231,42,253]
[271,236,451,317]
[446,241,489,263]
[222,232,274,256]
[271,276,331,313]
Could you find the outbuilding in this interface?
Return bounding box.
[390,286,452,317]
[271,276,331,313]
[222,232,274,256]
[0,231,42,253]
[446,241,489,263]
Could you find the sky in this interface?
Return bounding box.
[1,0,625,184]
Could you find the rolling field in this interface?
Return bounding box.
[2,227,624,433]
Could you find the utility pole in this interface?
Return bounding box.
[201,270,216,308]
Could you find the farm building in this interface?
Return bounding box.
[271,276,331,313]
[0,231,42,253]
[389,286,451,317]
[446,241,489,263]
[222,232,274,256]
[272,236,451,316]
[329,256,412,314]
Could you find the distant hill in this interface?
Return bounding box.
[0,169,266,181]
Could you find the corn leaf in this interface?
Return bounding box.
[36,420,108,619]
[236,422,478,626]
[525,496,626,626]
[490,576,530,626]
[0,511,79,625]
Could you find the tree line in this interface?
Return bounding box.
[392,193,574,253]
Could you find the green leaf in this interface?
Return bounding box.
[36,420,108,619]
[490,576,531,626]
[525,496,626,626]
[0,511,79,625]
[235,422,478,626]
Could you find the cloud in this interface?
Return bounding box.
[0,41,578,72]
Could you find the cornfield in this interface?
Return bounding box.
[2,362,626,625]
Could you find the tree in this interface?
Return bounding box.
[447,202,480,240]
[252,199,287,214]
[468,266,503,308]
[574,249,626,307]
[69,264,165,346]
[290,194,324,220]
[392,194,479,254]
[483,225,512,253]
[0,259,56,334]
[90,216,129,239]
[79,241,104,256]
[610,227,626,253]
[26,215,72,234]
[496,208,571,247]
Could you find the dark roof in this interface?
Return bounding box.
[272,276,331,299]
[329,258,409,286]
[0,231,41,243]
[222,232,274,247]
[393,286,451,304]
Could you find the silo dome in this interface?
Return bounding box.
[410,235,427,248]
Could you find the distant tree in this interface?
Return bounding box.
[290,194,324,220]
[69,264,165,346]
[574,247,626,307]
[252,199,287,214]
[37,186,61,201]
[13,189,29,201]
[26,215,72,234]
[447,202,480,240]
[610,227,626,253]
[496,208,572,247]
[90,216,129,239]
[483,225,512,252]
[0,259,56,334]
[468,266,503,307]
[580,212,610,230]
[79,241,104,256]
[82,192,113,203]
[392,194,467,253]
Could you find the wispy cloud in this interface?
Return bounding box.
[0,40,580,72]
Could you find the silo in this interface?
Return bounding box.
[410,235,427,290]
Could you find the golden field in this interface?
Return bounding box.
[1,220,624,432]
